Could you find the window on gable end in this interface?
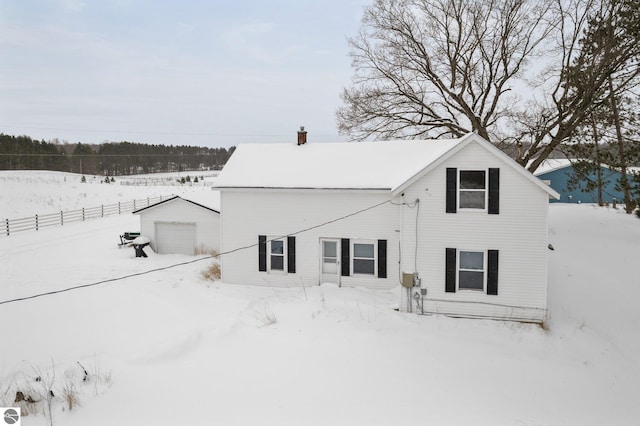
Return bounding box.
[459,170,487,210]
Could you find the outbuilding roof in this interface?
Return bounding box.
[534,159,640,177]
[132,195,220,214]
[533,159,577,175]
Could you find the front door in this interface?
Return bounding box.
[320,239,340,285]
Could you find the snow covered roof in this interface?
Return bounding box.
[214,133,559,199]
[132,194,220,214]
[533,159,575,176]
[214,137,463,191]
[534,159,640,177]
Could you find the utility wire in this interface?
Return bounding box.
[0,153,230,157]
[0,199,395,306]
[0,256,211,306]
[1,124,344,138]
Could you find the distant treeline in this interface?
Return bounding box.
[0,134,235,175]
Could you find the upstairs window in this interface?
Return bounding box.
[459,170,486,210]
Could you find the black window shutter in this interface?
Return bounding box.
[446,168,457,213]
[258,235,267,272]
[487,249,499,295]
[488,168,500,214]
[377,239,387,278]
[341,238,350,276]
[287,236,296,273]
[445,248,456,293]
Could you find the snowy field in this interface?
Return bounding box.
[1,171,639,425]
[0,170,216,221]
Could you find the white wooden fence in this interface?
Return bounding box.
[2,196,170,236]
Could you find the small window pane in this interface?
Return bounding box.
[354,259,375,274]
[354,243,374,258]
[460,171,486,189]
[271,240,284,255]
[460,251,484,270]
[323,241,337,258]
[271,255,284,270]
[460,191,485,209]
[459,271,483,290]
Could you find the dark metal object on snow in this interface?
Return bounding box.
[118,231,141,247]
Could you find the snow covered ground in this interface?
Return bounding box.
[1,171,639,425]
[0,170,216,220]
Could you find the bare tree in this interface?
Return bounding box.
[338,0,555,142]
[338,0,640,173]
[521,0,640,172]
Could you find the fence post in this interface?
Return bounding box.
[118,202,121,215]
[82,208,85,221]
[5,218,8,236]
[35,214,39,231]
[61,211,64,226]
[147,197,150,206]
[101,205,104,217]
[133,200,136,210]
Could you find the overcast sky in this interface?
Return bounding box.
[0,0,369,148]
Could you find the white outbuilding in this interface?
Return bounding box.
[132,195,220,255]
[213,131,559,323]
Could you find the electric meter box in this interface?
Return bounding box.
[402,273,415,288]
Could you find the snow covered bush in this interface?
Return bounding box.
[0,360,112,423]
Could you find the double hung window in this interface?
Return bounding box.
[458,250,485,290]
[459,170,487,210]
[270,239,285,271]
[352,241,375,275]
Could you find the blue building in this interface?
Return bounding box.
[534,159,638,204]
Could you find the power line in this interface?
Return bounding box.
[0,199,394,306]
[1,124,344,139]
[0,153,231,158]
[0,257,212,306]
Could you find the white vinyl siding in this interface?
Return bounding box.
[399,140,550,322]
[219,189,399,290]
[137,198,220,254]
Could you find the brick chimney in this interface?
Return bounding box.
[297,126,307,145]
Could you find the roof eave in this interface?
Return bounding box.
[391,132,561,200]
[214,186,391,192]
[133,195,220,214]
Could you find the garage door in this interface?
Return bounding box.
[155,222,196,255]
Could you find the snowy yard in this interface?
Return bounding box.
[1,171,639,425]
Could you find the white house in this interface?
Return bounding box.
[213,132,559,323]
[133,195,220,255]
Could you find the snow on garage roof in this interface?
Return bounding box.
[532,159,575,175]
[533,159,640,177]
[214,136,464,191]
[132,193,220,214]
